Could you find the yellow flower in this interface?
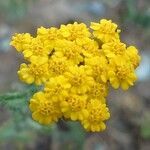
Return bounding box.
[55,40,83,64]
[18,61,49,85]
[76,38,100,57]
[37,27,62,40]
[44,76,71,102]
[22,37,50,61]
[102,40,126,59]
[60,22,91,41]
[37,26,60,40]
[29,92,62,125]
[85,56,108,82]
[10,18,141,132]
[126,46,141,69]
[81,99,110,132]
[108,56,137,90]
[88,82,108,102]
[60,94,88,121]
[64,66,94,94]
[10,33,32,52]
[90,19,120,43]
[37,26,61,50]
[48,57,68,77]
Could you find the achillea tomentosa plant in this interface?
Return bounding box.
[10,19,141,132]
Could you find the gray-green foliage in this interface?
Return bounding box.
[0,85,86,148]
[0,85,46,141]
[56,121,86,149]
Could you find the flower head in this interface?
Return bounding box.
[108,56,137,90]
[76,38,100,57]
[29,92,62,125]
[22,37,50,61]
[10,33,32,52]
[88,82,108,102]
[54,40,84,64]
[85,56,108,82]
[18,61,49,85]
[126,46,141,69]
[48,56,68,77]
[37,26,61,50]
[60,94,88,121]
[65,66,94,94]
[11,19,140,132]
[81,99,110,132]
[44,76,71,102]
[102,40,126,59]
[90,19,120,43]
[60,22,91,41]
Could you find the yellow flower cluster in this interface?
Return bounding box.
[10,19,141,132]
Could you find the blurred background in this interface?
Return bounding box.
[0,0,150,149]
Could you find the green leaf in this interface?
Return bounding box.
[141,120,150,139]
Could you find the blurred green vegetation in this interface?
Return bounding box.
[122,0,150,28]
[0,85,40,140]
[0,0,37,21]
[141,120,150,139]
[0,0,149,28]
